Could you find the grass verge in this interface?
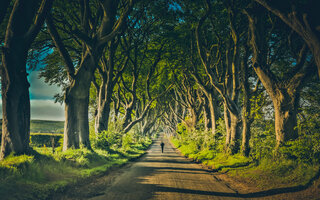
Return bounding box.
[0,139,152,200]
[171,137,319,192]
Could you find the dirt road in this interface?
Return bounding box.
[87,137,241,200]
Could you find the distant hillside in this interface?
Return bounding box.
[0,120,64,134]
[30,120,64,133]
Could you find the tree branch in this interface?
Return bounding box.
[46,14,75,80]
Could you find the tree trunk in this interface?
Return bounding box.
[188,108,197,130]
[95,77,113,133]
[208,93,219,135]
[95,41,118,133]
[63,54,94,150]
[241,115,251,157]
[224,103,231,147]
[203,103,211,132]
[0,0,53,159]
[229,112,240,154]
[1,44,30,159]
[240,47,252,157]
[272,90,299,147]
[241,87,252,156]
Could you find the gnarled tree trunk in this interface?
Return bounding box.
[246,7,313,148]
[63,54,95,150]
[1,43,31,158]
[0,0,53,159]
[273,89,299,146]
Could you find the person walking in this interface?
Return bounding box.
[160,141,165,153]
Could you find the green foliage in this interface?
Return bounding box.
[93,130,123,150]
[278,117,320,164]
[30,120,64,133]
[30,133,63,148]
[122,132,134,151]
[229,158,319,189]
[0,133,153,200]
[0,154,34,172]
[250,119,276,161]
[55,148,106,167]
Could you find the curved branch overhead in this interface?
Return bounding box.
[0,1,319,188]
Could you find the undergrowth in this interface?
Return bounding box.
[171,118,320,191]
[0,130,152,200]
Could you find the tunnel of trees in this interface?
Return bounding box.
[0,0,320,168]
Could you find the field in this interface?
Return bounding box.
[30,120,64,133]
[0,120,64,133]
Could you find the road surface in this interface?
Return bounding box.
[88,136,241,200]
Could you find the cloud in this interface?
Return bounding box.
[28,71,61,100]
[30,100,65,121]
[0,100,65,121]
[0,71,65,121]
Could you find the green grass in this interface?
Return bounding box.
[0,140,152,200]
[30,120,64,133]
[226,159,319,190]
[171,136,319,191]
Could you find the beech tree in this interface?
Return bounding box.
[94,39,127,133]
[45,0,134,150]
[195,0,244,154]
[0,0,53,159]
[245,4,316,147]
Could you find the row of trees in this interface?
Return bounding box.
[160,0,320,157]
[0,0,319,160]
[0,0,174,159]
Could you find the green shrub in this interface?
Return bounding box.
[122,132,134,151]
[250,120,276,161]
[92,130,123,150]
[279,132,320,164]
[30,133,63,148]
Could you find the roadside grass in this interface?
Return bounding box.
[226,159,319,190]
[171,137,319,191]
[0,138,152,200]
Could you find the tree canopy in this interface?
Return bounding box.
[0,0,319,163]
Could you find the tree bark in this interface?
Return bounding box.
[95,63,113,133]
[1,42,31,159]
[63,53,94,150]
[245,8,313,148]
[203,100,211,132]
[224,103,231,147]
[240,47,252,157]
[229,112,240,154]
[272,89,299,146]
[0,0,53,159]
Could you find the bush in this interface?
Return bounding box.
[279,132,320,164]
[92,130,123,150]
[30,133,63,148]
[122,132,134,151]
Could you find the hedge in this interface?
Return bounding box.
[30,133,63,147]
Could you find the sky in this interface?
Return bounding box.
[0,71,65,121]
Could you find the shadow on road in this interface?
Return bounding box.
[86,138,318,200]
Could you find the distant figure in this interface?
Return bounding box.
[160,142,165,153]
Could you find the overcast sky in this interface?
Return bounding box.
[0,71,65,121]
